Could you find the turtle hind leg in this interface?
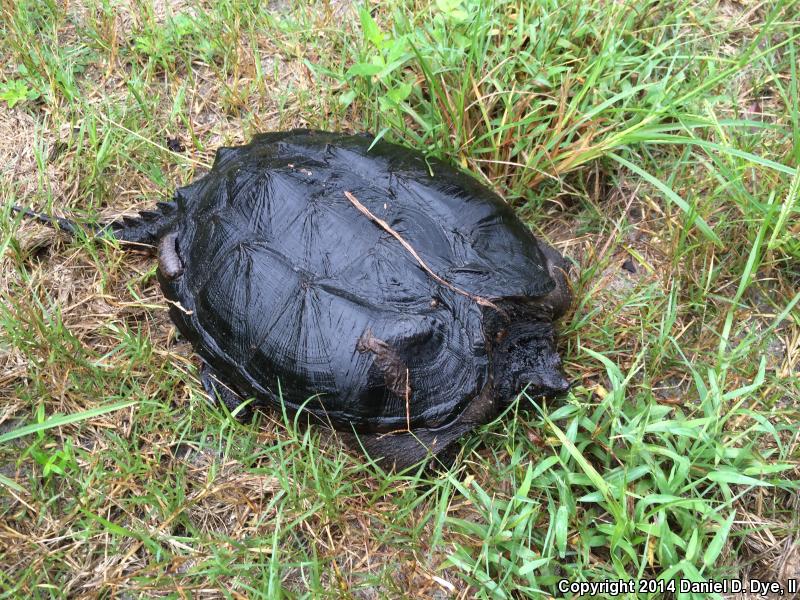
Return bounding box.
[199,362,251,419]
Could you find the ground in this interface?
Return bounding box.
[0,0,799,598]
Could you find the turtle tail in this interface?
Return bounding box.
[10,201,177,247]
[105,202,177,245]
[9,206,80,236]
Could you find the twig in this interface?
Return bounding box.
[343,191,504,314]
[405,367,411,432]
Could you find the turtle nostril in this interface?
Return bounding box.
[553,375,571,394]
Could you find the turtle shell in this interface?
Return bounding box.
[158,130,559,433]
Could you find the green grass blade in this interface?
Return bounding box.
[0,400,137,444]
[608,152,722,246]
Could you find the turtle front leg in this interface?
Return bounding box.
[534,238,572,319]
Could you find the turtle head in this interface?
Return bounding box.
[492,321,570,401]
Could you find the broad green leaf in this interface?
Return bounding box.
[685,528,700,562]
[0,473,25,493]
[358,7,383,46]
[703,510,736,567]
[531,455,560,480]
[554,504,568,558]
[518,557,551,576]
[707,470,771,487]
[339,90,356,106]
[346,62,384,78]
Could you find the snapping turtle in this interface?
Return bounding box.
[14,129,571,469]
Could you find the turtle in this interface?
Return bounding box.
[13,129,572,470]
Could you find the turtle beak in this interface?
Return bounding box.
[524,367,570,398]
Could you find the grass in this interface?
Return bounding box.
[1,0,799,597]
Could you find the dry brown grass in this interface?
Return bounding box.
[1,0,799,597]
